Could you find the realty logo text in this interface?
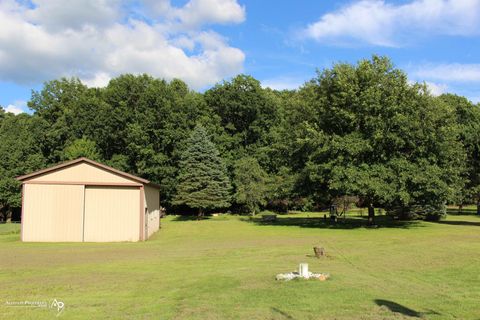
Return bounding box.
[5,298,65,316]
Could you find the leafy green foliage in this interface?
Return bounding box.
[28,78,89,163]
[0,114,46,219]
[1,56,478,220]
[173,125,232,216]
[204,75,279,171]
[439,94,480,208]
[233,157,268,215]
[205,75,277,146]
[279,56,465,218]
[63,138,100,161]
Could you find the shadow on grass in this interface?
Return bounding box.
[242,215,421,229]
[171,215,212,222]
[434,220,480,227]
[271,307,295,319]
[375,299,421,317]
[447,208,478,216]
[374,299,441,318]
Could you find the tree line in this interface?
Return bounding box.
[1,56,479,220]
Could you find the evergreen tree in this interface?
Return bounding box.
[173,125,232,218]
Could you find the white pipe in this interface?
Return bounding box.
[299,263,309,278]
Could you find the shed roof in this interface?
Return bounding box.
[17,157,161,189]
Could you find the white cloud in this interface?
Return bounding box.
[142,0,172,16]
[408,63,480,102]
[175,0,245,28]
[425,81,448,96]
[4,100,27,115]
[5,105,23,115]
[0,0,245,89]
[26,0,120,32]
[81,72,112,88]
[142,0,245,27]
[261,77,303,90]
[413,63,480,82]
[303,0,480,46]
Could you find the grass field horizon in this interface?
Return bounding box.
[1,212,479,319]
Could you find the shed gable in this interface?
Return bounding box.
[25,162,139,185]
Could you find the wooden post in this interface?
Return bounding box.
[313,247,325,258]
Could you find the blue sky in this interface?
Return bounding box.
[1,0,480,114]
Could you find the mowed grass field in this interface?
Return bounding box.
[1,212,480,319]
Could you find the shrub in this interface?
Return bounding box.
[387,203,446,221]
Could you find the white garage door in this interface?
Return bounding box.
[23,184,84,242]
[83,186,140,242]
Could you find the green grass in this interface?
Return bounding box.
[0,222,20,235]
[1,213,480,319]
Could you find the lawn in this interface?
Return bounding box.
[1,212,479,319]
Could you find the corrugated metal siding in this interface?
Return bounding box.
[22,184,84,242]
[83,186,140,242]
[144,185,160,238]
[28,162,137,184]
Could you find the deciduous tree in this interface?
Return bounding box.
[233,157,268,215]
[284,56,464,220]
[63,138,101,161]
[439,94,480,214]
[0,114,46,220]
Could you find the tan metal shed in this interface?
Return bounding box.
[17,157,161,242]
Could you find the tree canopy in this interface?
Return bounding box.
[284,56,464,219]
[233,157,269,215]
[1,56,479,220]
[0,113,46,220]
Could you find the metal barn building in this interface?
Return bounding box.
[17,157,161,242]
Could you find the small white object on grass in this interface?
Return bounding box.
[299,263,309,278]
[275,263,330,281]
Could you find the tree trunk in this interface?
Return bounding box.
[198,208,204,220]
[368,204,375,226]
[459,204,463,214]
[477,199,480,216]
[313,247,325,258]
[0,205,10,222]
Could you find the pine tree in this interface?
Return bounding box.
[173,125,232,218]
